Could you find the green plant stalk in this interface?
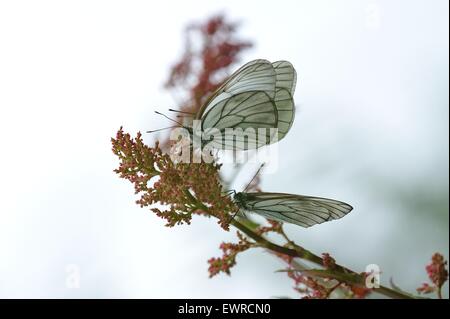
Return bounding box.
[186,188,413,299]
[231,219,413,299]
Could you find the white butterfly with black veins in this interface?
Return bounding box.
[191,59,296,150]
[233,192,353,228]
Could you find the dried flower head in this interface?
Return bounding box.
[112,127,236,229]
[257,220,283,235]
[165,14,252,113]
[208,231,254,277]
[427,253,448,289]
[322,253,336,270]
[417,253,448,298]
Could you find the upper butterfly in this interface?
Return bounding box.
[186,59,297,150]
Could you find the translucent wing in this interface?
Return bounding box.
[236,192,353,228]
[194,59,297,149]
[197,59,276,119]
[272,60,297,95]
[274,88,295,140]
[272,61,296,141]
[201,91,277,150]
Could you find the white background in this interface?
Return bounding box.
[0,0,448,298]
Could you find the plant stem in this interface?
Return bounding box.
[230,219,414,299]
[185,187,413,299]
[437,287,442,299]
[325,282,342,298]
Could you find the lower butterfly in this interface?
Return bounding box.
[233,192,353,228]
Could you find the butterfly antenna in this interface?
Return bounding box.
[146,126,177,134]
[168,108,194,115]
[154,111,183,126]
[227,207,241,225]
[243,163,265,192]
[222,189,235,196]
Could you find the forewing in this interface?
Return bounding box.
[201,91,278,150]
[197,59,276,118]
[241,192,353,228]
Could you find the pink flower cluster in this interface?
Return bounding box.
[112,127,236,229]
[417,253,448,298]
[208,232,253,277]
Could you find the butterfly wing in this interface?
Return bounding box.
[236,192,353,228]
[273,88,294,141]
[197,59,277,119]
[201,91,277,150]
[196,59,297,149]
[272,61,296,141]
[273,60,297,95]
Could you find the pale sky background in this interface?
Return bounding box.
[0,0,448,298]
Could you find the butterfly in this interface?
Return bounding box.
[233,191,353,228]
[157,59,297,151]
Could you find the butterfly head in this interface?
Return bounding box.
[233,192,248,209]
